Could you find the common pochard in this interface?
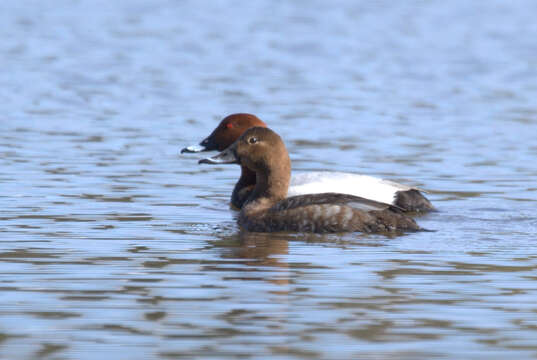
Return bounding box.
[182,113,434,212]
[199,127,421,233]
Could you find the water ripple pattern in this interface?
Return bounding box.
[1,0,537,359]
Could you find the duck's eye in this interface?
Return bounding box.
[225,123,233,129]
[248,137,258,144]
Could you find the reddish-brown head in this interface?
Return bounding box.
[181,113,267,153]
[202,113,267,151]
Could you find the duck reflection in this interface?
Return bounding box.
[208,229,361,287]
[209,231,291,286]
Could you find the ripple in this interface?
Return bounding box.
[2,0,537,359]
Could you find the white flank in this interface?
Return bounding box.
[288,171,415,205]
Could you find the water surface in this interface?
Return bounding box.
[1,1,537,359]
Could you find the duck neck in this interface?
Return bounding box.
[231,165,257,208]
[248,166,290,207]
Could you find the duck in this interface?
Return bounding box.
[182,113,434,212]
[199,127,421,233]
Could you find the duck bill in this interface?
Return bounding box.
[198,147,239,165]
[180,135,218,153]
[180,144,207,153]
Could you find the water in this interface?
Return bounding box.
[1,0,537,359]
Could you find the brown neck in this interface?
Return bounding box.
[231,165,257,208]
[248,164,290,206]
[238,165,256,187]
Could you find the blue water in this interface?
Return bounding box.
[1,1,537,359]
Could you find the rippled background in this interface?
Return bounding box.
[2,0,537,359]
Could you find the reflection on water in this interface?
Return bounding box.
[2,0,537,359]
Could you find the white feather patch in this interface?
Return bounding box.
[288,171,413,205]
